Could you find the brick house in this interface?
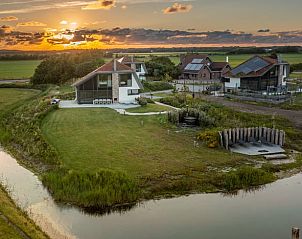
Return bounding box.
[179,54,231,81]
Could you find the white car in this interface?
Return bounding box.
[51,98,60,105]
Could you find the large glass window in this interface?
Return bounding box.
[119,74,132,87]
[135,64,141,72]
[98,74,112,89]
[128,89,139,95]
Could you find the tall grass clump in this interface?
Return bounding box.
[42,169,140,208]
[223,167,275,191]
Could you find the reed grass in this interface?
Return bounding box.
[223,167,276,191]
[42,169,140,208]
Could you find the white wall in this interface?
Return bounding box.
[225,78,241,89]
[119,74,141,103]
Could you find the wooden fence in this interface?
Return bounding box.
[219,127,285,150]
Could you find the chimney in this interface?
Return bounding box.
[113,59,117,72]
[131,55,134,62]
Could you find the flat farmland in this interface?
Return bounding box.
[0,60,41,79]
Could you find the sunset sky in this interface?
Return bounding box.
[1,0,302,50]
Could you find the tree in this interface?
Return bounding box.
[146,56,180,80]
[31,52,105,85]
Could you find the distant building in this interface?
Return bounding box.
[179,54,231,81]
[117,56,148,81]
[73,60,143,104]
[223,55,289,93]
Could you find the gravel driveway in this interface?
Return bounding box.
[199,95,302,129]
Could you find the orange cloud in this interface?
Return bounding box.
[17,21,47,27]
[0,16,18,22]
[82,0,116,10]
[163,3,192,14]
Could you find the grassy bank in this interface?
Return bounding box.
[0,60,41,79]
[0,88,47,238]
[0,186,48,239]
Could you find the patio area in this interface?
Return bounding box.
[59,100,139,109]
[230,143,285,156]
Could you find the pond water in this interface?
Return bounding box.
[0,150,302,239]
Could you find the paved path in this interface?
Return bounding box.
[199,95,302,129]
[115,109,169,116]
[59,100,139,109]
[115,102,179,116]
[0,79,30,84]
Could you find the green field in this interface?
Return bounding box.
[0,60,41,79]
[0,89,46,239]
[1,53,301,80]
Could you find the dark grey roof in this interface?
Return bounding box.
[231,56,270,75]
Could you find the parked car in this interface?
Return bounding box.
[51,98,60,105]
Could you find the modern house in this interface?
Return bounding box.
[223,55,290,93]
[179,54,231,82]
[117,56,148,81]
[72,60,143,104]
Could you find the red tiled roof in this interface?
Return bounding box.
[210,62,229,71]
[95,60,133,72]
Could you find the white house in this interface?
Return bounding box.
[117,56,148,81]
[72,60,143,104]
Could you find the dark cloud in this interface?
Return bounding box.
[258,29,270,33]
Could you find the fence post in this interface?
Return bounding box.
[292,227,300,239]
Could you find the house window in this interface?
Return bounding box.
[98,74,112,89]
[128,89,139,95]
[119,74,132,87]
[135,64,141,72]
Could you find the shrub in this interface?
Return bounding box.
[136,97,148,106]
[197,129,219,148]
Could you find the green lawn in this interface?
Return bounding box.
[0,60,41,79]
[42,108,246,181]
[127,103,171,113]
